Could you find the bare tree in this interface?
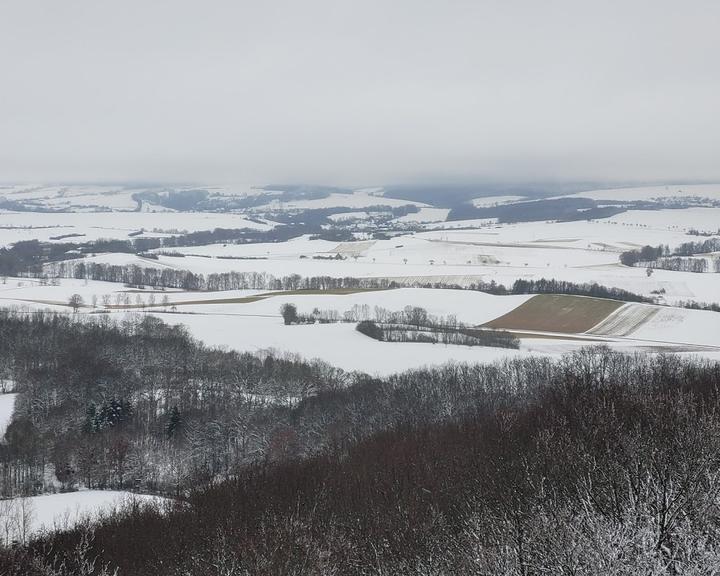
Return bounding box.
[0,499,16,547]
[68,293,84,312]
[17,496,34,544]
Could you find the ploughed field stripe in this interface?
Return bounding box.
[482,294,625,334]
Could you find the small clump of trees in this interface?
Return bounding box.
[356,319,384,340]
[280,303,298,325]
[356,318,518,348]
[351,308,519,349]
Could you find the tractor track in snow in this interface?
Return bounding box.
[586,303,661,337]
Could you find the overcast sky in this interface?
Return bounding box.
[1,1,718,187]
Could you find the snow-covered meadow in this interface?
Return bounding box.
[0,210,273,248]
[562,183,720,203]
[0,491,165,544]
[0,182,718,375]
[1,279,718,375]
[52,213,717,306]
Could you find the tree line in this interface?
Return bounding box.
[621,240,720,272]
[356,318,519,348]
[644,256,716,273]
[509,277,652,302]
[447,197,628,223]
[0,226,321,278]
[42,257,656,308]
[280,302,519,348]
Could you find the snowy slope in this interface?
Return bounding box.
[626,307,720,348]
[158,314,530,375]
[563,184,720,202]
[471,195,527,207]
[252,190,426,210]
[0,211,273,248]
[0,394,17,439]
[604,208,720,233]
[0,491,165,542]
[54,246,719,308]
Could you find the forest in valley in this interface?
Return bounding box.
[1,310,720,574]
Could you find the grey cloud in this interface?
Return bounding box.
[1,0,718,186]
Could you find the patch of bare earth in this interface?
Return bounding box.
[482,294,625,334]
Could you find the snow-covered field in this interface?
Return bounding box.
[417,216,712,251]
[471,195,527,207]
[0,183,718,375]
[163,315,531,374]
[0,184,141,211]
[157,214,715,260]
[49,213,713,305]
[0,491,165,543]
[150,288,531,327]
[603,208,720,233]
[328,211,371,222]
[252,190,426,211]
[0,211,273,247]
[624,306,720,348]
[0,184,254,212]
[2,278,718,375]
[0,394,17,439]
[562,183,720,203]
[7,222,716,310]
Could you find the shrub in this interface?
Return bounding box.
[280,303,298,325]
[356,320,383,340]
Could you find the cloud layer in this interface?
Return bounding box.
[1,1,718,186]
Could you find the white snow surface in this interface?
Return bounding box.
[0,184,255,212]
[471,195,527,207]
[90,216,716,307]
[254,191,426,210]
[603,208,720,233]
[1,491,164,541]
[53,257,718,311]
[0,394,17,439]
[160,315,531,375]
[176,288,532,325]
[627,306,720,348]
[2,279,719,374]
[327,211,371,222]
[563,184,720,202]
[138,288,535,375]
[0,211,273,248]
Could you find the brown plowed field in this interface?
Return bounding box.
[482,294,625,334]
